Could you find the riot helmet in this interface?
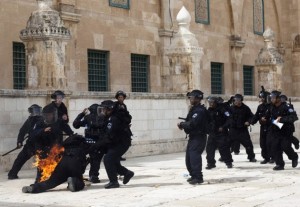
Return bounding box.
[217,97,224,103]
[51,90,65,100]
[28,104,42,116]
[98,100,115,116]
[234,94,243,101]
[270,90,281,99]
[233,94,243,106]
[187,90,204,100]
[269,90,281,104]
[115,90,127,99]
[88,104,99,115]
[207,96,218,108]
[280,94,288,103]
[42,104,58,124]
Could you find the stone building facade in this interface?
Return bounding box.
[1,0,300,170]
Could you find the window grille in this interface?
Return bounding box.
[13,42,26,90]
[88,49,109,91]
[211,62,223,94]
[131,54,149,92]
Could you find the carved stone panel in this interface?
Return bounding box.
[253,0,264,35]
[195,0,210,24]
[109,0,130,9]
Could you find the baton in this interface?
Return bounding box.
[1,135,28,157]
[1,147,20,157]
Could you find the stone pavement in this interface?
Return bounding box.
[0,147,300,207]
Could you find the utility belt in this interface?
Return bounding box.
[85,128,101,137]
[64,148,84,157]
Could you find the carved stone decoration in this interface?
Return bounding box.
[195,0,210,24]
[166,6,203,92]
[109,0,130,9]
[19,0,71,90]
[255,28,284,91]
[293,34,300,52]
[253,0,264,35]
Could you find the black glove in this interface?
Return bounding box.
[17,142,23,149]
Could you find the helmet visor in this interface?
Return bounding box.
[43,111,58,124]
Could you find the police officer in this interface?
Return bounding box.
[49,90,69,123]
[8,104,43,180]
[114,90,133,161]
[268,91,298,170]
[73,104,106,183]
[22,134,89,193]
[251,87,273,164]
[229,94,256,162]
[95,100,134,189]
[177,90,208,185]
[31,104,74,182]
[280,94,299,150]
[205,96,233,169]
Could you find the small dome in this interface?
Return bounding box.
[176,6,191,24]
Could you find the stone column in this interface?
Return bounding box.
[159,0,175,92]
[292,35,300,96]
[165,6,203,92]
[255,28,284,92]
[230,35,245,94]
[19,0,71,90]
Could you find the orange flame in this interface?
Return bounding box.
[33,144,65,182]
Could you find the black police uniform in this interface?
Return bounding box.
[73,105,106,182]
[252,102,272,163]
[22,134,89,193]
[180,103,207,183]
[281,100,299,149]
[102,106,134,188]
[229,103,256,161]
[49,101,69,123]
[31,105,74,182]
[268,102,298,170]
[206,102,233,169]
[8,115,43,179]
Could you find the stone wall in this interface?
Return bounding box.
[1,90,300,172]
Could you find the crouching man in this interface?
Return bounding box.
[22,134,91,193]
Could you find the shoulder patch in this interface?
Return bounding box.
[224,111,230,117]
[288,108,294,113]
[107,123,112,129]
[192,113,198,118]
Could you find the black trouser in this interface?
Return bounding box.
[206,134,233,165]
[230,141,240,154]
[229,128,255,160]
[8,143,35,177]
[88,150,105,178]
[30,155,85,193]
[186,136,207,180]
[259,125,270,160]
[104,142,131,183]
[290,136,299,148]
[269,130,298,167]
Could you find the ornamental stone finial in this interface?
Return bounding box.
[37,0,53,11]
[176,6,191,26]
[263,27,275,42]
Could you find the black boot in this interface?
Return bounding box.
[104,181,120,189]
[273,165,284,171]
[226,163,233,168]
[188,178,204,185]
[260,159,269,164]
[123,170,134,185]
[292,157,298,168]
[89,176,100,183]
[205,164,216,170]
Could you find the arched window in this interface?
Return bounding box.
[195,0,210,25]
[253,0,264,35]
